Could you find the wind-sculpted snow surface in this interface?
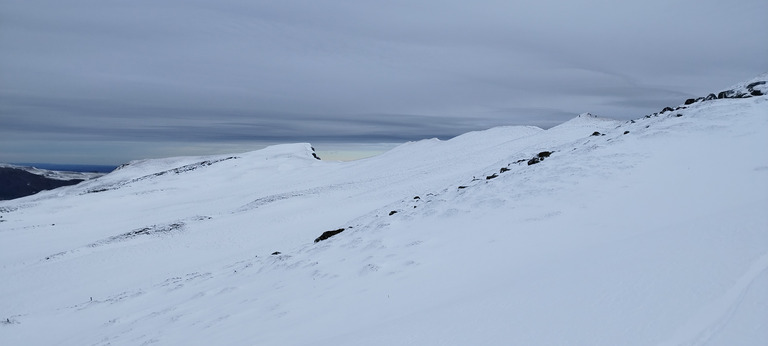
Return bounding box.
[83,156,239,194]
[1,77,767,345]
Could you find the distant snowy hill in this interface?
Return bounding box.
[0,164,104,201]
[1,75,767,345]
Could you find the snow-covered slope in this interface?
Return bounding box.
[1,76,767,345]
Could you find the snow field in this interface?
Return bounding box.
[1,86,767,345]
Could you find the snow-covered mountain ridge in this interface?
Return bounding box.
[1,75,767,345]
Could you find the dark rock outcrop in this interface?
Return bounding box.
[311,147,321,160]
[718,89,749,99]
[314,228,345,243]
[678,80,764,107]
[747,81,765,96]
[525,150,554,166]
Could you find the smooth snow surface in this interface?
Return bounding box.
[1,84,767,345]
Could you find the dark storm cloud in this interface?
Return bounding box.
[1,0,766,163]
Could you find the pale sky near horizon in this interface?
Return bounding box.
[1,0,767,164]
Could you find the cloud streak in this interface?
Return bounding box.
[1,0,766,164]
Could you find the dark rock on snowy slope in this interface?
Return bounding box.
[747,81,766,96]
[527,151,554,166]
[629,76,766,126]
[314,228,345,243]
[668,78,766,112]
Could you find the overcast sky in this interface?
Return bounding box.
[1,0,766,164]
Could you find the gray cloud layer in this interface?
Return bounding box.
[1,0,766,164]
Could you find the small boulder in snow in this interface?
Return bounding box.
[314,228,345,243]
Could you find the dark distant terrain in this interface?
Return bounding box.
[12,163,117,173]
[0,167,85,200]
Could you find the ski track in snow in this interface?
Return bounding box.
[657,253,768,346]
